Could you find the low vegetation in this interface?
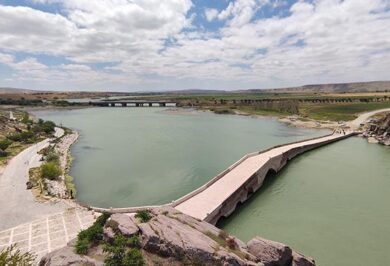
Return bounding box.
[75,213,145,265]
[75,213,111,254]
[300,102,390,121]
[135,210,152,223]
[40,161,62,180]
[0,111,57,165]
[0,244,36,266]
[103,234,144,266]
[205,230,247,260]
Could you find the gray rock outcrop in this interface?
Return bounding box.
[247,236,292,266]
[364,113,390,146]
[39,240,103,266]
[40,206,315,266]
[109,213,139,236]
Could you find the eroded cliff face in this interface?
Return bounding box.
[39,206,315,266]
[363,113,390,146]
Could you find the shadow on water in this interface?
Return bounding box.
[217,169,279,228]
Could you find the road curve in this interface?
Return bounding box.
[0,128,67,230]
[349,108,390,129]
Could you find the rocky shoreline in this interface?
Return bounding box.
[362,112,390,146]
[45,130,79,198]
[40,206,315,266]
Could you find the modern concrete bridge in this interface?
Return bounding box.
[173,132,355,224]
[89,101,177,107]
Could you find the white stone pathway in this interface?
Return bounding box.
[0,208,97,261]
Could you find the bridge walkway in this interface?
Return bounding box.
[174,132,354,222]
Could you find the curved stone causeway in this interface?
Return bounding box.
[0,131,356,261]
[90,131,355,226]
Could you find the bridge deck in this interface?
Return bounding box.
[175,133,351,221]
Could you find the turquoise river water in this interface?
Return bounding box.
[34,108,390,266]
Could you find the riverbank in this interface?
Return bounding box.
[42,130,79,199]
[0,128,68,230]
[165,107,342,130]
[361,111,390,146]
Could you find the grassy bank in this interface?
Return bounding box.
[300,102,390,121]
[0,110,57,166]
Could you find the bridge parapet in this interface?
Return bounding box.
[82,132,355,220]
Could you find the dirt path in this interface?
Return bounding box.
[348,108,390,129]
[0,128,68,230]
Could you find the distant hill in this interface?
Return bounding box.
[1,80,389,96]
[0,87,39,94]
[261,81,390,93]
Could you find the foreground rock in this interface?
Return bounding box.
[40,206,315,266]
[39,240,102,266]
[363,113,390,146]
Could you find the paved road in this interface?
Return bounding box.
[175,133,352,221]
[0,128,67,231]
[349,108,390,129]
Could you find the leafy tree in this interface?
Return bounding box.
[41,162,62,180]
[41,121,56,134]
[0,244,36,266]
[0,139,12,150]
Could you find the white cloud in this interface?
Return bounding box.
[0,0,389,91]
[205,8,218,22]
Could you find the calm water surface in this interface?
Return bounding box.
[34,108,327,207]
[219,137,390,266]
[34,108,390,266]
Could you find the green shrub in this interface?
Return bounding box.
[123,248,144,266]
[75,238,89,255]
[41,162,62,180]
[0,139,12,150]
[127,235,140,248]
[0,244,36,265]
[41,121,56,134]
[7,131,34,142]
[135,210,152,223]
[21,113,33,124]
[0,149,8,157]
[75,213,111,254]
[46,151,60,162]
[104,234,144,266]
[96,213,111,227]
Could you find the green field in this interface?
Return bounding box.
[300,102,390,121]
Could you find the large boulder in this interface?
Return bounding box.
[139,206,255,266]
[39,240,102,266]
[40,206,315,266]
[292,251,315,266]
[109,213,139,236]
[247,236,292,266]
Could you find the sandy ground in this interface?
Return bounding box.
[348,108,390,129]
[0,128,69,230]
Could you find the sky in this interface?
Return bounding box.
[0,0,389,92]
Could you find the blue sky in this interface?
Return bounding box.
[0,0,389,91]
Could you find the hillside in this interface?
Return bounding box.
[0,87,38,94]
[262,81,390,93]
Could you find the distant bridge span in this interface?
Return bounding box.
[89,132,356,225]
[89,101,177,107]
